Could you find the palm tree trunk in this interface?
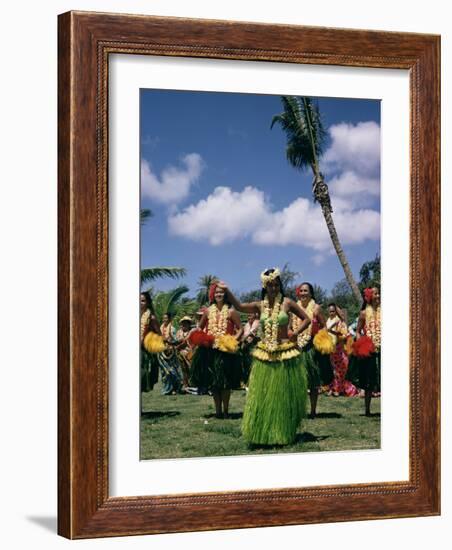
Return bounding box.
[320,205,362,303]
[312,172,361,303]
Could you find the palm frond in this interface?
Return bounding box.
[140,208,153,225]
[271,96,327,172]
[196,274,218,305]
[153,285,190,321]
[140,266,187,285]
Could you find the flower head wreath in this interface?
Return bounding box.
[260,267,281,288]
[208,282,218,303]
[363,287,374,304]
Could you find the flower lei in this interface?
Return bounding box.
[207,304,229,348]
[140,309,150,340]
[161,322,173,341]
[365,304,381,350]
[326,315,343,348]
[293,299,316,349]
[261,293,282,352]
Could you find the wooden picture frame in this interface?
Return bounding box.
[58,11,440,538]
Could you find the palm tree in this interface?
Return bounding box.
[140,207,187,286]
[196,274,218,305]
[152,285,190,322]
[271,96,361,303]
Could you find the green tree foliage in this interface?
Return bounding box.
[239,289,261,303]
[196,274,219,306]
[141,266,187,286]
[359,254,381,289]
[152,285,190,324]
[140,208,153,225]
[312,284,328,307]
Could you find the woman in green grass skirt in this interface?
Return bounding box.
[189,282,242,418]
[292,282,332,418]
[219,268,310,446]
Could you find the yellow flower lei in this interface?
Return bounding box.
[261,293,282,352]
[208,304,229,348]
[293,299,316,349]
[140,309,150,341]
[365,304,381,350]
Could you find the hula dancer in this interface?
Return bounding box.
[157,312,183,395]
[240,312,260,387]
[175,316,195,392]
[219,268,310,446]
[292,282,331,418]
[189,283,242,418]
[140,292,161,393]
[355,287,381,416]
[326,303,359,397]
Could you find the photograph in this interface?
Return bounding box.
[139,90,382,460]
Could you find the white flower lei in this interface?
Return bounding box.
[294,299,316,349]
[140,309,150,341]
[365,304,381,349]
[208,303,229,348]
[261,293,282,352]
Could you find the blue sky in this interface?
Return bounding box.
[140,90,380,297]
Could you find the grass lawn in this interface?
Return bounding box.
[140,382,380,460]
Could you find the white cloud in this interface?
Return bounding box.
[168,186,269,245]
[141,153,204,205]
[168,185,380,251]
[253,195,379,251]
[329,170,380,202]
[311,253,327,267]
[323,121,380,177]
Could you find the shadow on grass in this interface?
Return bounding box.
[141,411,181,420]
[295,432,331,443]
[314,412,343,419]
[203,412,243,420]
[247,432,330,450]
[359,412,381,418]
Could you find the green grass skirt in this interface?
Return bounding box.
[140,348,159,392]
[190,346,242,390]
[242,355,307,445]
[300,343,333,390]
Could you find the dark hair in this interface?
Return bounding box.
[260,269,285,300]
[300,281,316,302]
[360,284,381,311]
[163,311,173,319]
[140,292,155,315]
[327,302,344,320]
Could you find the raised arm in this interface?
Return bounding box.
[217,282,261,315]
[288,299,310,334]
